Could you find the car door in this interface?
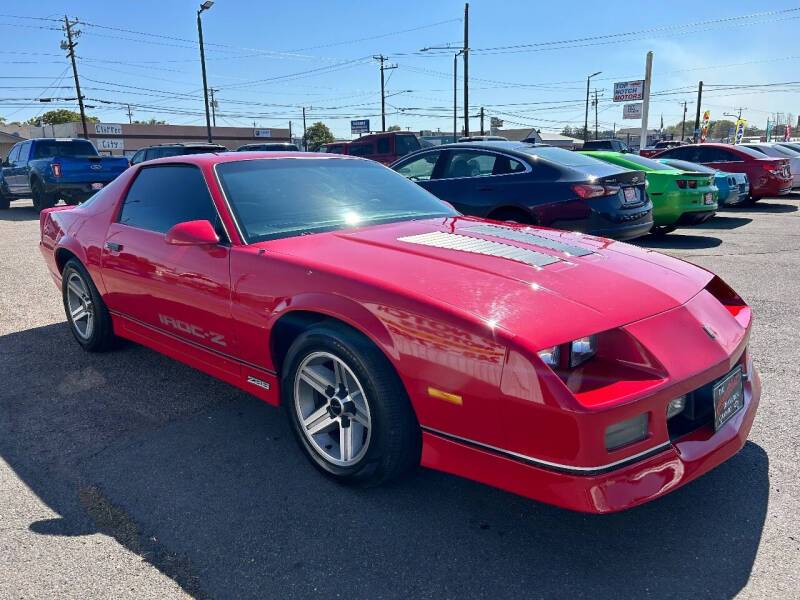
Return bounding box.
[100,163,237,360]
[11,141,33,194]
[3,144,21,193]
[423,149,527,216]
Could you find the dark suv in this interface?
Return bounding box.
[237,142,299,152]
[129,143,227,165]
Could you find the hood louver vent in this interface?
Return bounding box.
[462,223,593,257]
[397,231,561,268]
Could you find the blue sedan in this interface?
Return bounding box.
[657,158,749,206]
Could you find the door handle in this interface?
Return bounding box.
[105,242,123,252]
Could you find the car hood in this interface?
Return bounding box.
[261,216,713,348]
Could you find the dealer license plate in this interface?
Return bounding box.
[704,192,714,205]
[91,183,104,190]
[713,366,744,431]
[623,187,637,204]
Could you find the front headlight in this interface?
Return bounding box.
[537,345,561,367]
[537,334,598,369]
[569,335,597,367]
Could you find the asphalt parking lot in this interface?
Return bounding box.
[1,197,799,600]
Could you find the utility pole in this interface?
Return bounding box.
[208,87,218,127]
[584,71,601,142]
[289,120,292,143]
[197,1,214,143]
[302,107,307,151]
[639,51,653,151]
[463,2,470,137]
[593,89,599,139]
[125,104,133,124]
[693,81,703,142]
[453,53,458,139]
[680,100,687,140]
[62,16,88,139]
[480,107,485,135]
[373,54,397,132]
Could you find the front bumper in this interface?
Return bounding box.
[421,365,759,513]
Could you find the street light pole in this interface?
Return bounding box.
[197,1,214,143]
[584,71,601,143]
[463,2,470,137]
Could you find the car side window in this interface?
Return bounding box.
[18,141,33,162]
[395,135,420,156]
[441,151,510,178]
[130,150,145,165]
[664,146,696,161]
[376,138,390,154]
[7,144,20,165]
[349,143,374,157]
[118,165,219,235]
[395,152,440,181]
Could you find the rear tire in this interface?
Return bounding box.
[282,322,420,486]
[488,207,533,224]
[61,259,117,352]
[31,178,57,213]
[650,224,677,237]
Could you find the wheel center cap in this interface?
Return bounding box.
[328,398,343,416]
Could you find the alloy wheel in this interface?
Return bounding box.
[65,271,94,340]
[293,351,372,467]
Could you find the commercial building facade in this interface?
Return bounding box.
[29,122,291,157]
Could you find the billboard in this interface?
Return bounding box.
[254,129,272,138]
[613,80,645,102]
[351,119,370,134]
[622,103,642,120]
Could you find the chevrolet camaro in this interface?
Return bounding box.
[39,152,760,513]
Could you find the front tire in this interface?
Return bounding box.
[61,259,117,352]
[650,224,677,236]
[282,323,420,486]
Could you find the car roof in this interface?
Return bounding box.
[141,142,227,148]
[414,141,549,153]
[140,151,364,166]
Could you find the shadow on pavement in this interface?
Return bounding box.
[635,233,723,250]
[0,323,769,600]
[726,202,798,214]
[0,202,39,221]
[701,215,753,230]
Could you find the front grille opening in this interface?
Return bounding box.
[667,389,714,441]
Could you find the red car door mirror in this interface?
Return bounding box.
[165,220,220,246]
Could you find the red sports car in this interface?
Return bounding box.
[39,152,760,513]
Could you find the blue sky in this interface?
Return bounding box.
[1,0,799,138]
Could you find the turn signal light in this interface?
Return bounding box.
[605,413,649,451]
[51,163,62,177]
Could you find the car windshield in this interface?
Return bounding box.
[616,153,675,170]
[32,140,98,159]
[661,159,716,173]
[216,158,457,243]
[520,146,607,167]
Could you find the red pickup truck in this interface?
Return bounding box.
[640,140,687,158]
[320,132,422,165]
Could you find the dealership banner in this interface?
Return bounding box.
[784,124,792,141]
[700,110,711,143]
[613,80,645,102]
[734,119,747,144]
[622,103,642,119]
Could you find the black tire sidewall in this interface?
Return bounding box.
[281,325,417,484]
[31,179,55,212]
[61,260,115,352]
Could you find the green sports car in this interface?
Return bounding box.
[579,151,718,235]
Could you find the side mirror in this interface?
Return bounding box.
[165,220,219,246]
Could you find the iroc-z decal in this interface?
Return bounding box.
[247,376,271,390]
[158,314,227,347]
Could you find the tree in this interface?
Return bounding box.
[133,118,167,125]
[387,124,401,131]
[25,109,99,127]
[304,121,334,151]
